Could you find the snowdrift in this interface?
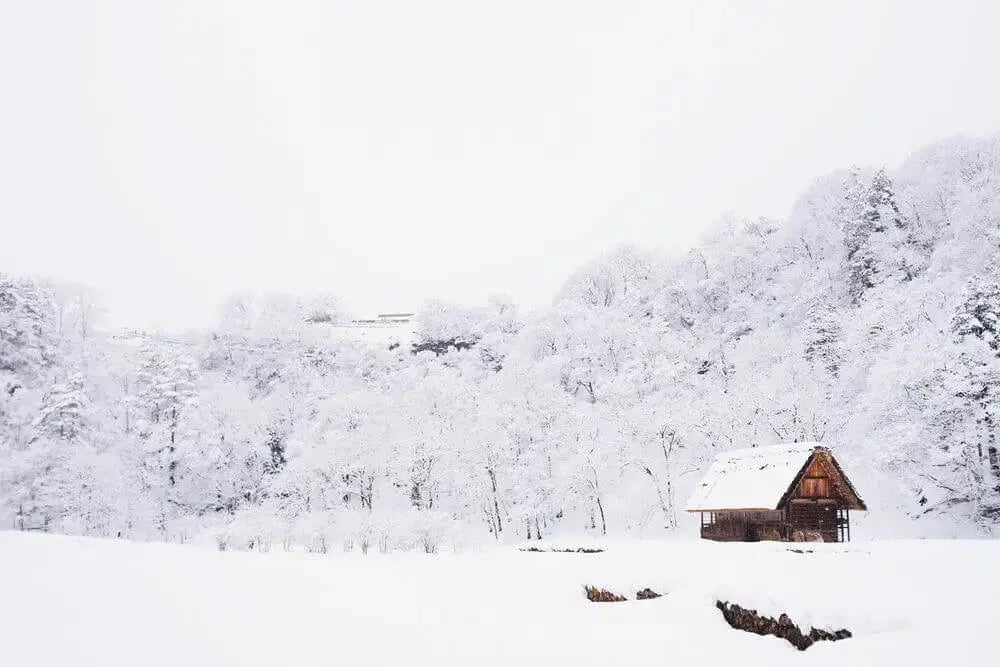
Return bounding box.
[1,532,997,666]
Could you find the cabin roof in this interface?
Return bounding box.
[685,442,847,512]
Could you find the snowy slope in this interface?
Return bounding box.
[1,532,996,666]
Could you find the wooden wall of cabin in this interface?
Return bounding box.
[786,502,840,542]
[795,457,836,499]
[700,511,752,541]
[701,506,844,543]
[700,510,787,542]
[784,456,847,542]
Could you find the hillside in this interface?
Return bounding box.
[2,135,1000,547]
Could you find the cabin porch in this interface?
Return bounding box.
[699,506,851,543]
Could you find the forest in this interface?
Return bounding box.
[3,134,1000,551]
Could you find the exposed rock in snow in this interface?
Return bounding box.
[716,600,852,651]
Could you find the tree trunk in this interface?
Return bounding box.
[487,467,502,533]
[644,466,673,529]
[660,434,678,528]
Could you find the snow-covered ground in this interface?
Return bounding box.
[2,532,996,666]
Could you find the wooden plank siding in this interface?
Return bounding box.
[700,510,791,542]
[797,458,833,498]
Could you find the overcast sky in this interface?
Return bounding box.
[2,1,999,330]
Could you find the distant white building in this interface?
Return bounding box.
[331,312,417,347]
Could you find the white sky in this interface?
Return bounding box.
[2,1,999,330]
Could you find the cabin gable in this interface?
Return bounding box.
[778,450,866,511]
[796,457,834,499]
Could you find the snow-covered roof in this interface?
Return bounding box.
[685,443,820,512]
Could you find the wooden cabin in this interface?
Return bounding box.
[685,443,866,543]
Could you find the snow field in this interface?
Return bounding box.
[2,532,997,666]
